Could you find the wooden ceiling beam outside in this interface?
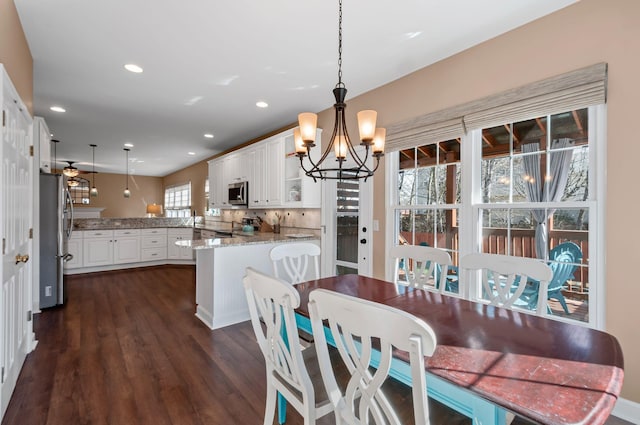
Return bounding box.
[399,151,461,170]
[400,149,414,160]
[417,146,432,158]
[504,124,520,145]
[483,132,497,148]
[482,143,512,158]
[572,110,585,135]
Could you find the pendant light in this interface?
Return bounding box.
[295,0,385,181]
[89,144,98,197]
[123,148,131,198]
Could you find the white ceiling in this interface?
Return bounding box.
[14,0,576,177]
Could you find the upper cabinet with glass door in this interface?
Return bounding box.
[283,128,322,208]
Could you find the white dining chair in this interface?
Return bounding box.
[390,244,454,294]
[460,253,553,315]
[308,288,468,425]
[242,267,336,425]
[270,242,321,285]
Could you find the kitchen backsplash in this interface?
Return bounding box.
[74,216,203,230]
[73,208,320,231]
[209,208,320,230]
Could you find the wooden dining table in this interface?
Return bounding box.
[290,274,624,425]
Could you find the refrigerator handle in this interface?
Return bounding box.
[65,188,74,240]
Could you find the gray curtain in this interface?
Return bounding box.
[522,138,574,259]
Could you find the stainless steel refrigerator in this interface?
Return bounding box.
[39,173,74,308]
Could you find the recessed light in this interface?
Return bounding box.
[188,152,196,156]
[50,106,66,113]
[256,101,269,108]
[204,133,214,139]
[124,64,143,73]
[124,143,134,148]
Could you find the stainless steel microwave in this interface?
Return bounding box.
[228,181,248,206]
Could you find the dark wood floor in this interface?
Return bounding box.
[2,266,632,425]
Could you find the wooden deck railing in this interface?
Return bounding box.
[400,228,589,294]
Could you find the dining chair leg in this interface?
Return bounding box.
[264,377,277,425]
[277,392,287,424]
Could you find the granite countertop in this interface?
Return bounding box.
[74,217,197,230]
[176,232,319,249]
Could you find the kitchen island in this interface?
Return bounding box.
[176,232,320,330]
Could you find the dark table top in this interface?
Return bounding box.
[294,274,624,425]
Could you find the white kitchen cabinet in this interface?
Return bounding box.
[282,129,322,208]
[248,144,266,207]
[83,230,114,267]
[83,229,140,267]
[64,231,83,269]
[168,228,194,260]
[140,228,167,261]
[208,157,227,208]
[34,116,51,173]
[265,137,284,206]
[226,149,252,184]
[113,229,141,264]
[209,127,321,210]
[248,137,281,208]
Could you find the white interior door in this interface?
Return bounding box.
[1,68,34,417]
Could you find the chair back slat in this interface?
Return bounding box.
[390,245,453,294]
[309,288,437,424]
[270,242,321,284]
[243,268,311,393]
[461,253,553,315]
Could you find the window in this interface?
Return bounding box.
[476,109,593,321]
[164,182,191,217]
[68,176,90,204]
[390,106,603,326]
[386,65,606,327]
[395,140,461,294]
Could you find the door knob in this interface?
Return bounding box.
[360,239,367,244]
[15,254,29,264]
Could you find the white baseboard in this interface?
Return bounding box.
[613,397,640,424]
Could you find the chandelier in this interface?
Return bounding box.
[295,0,385,181]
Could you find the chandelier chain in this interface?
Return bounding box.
[337,0,343,86]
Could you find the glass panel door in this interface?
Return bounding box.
[336,179,359,274]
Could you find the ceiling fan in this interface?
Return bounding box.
[56,160,95,176]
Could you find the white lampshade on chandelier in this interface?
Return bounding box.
[123,148,131,198]
[89,144,98,197]
[295,0,385,181]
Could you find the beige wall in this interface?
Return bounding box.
[0,0,32,114]
[76,172,163,218]
[317,0,640,402]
